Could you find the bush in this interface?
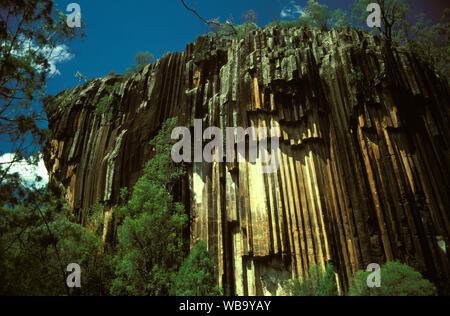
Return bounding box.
[349,261,438,296]
[0,190,113,296]
[94,82,122,119]
[283,264,338,296]
[173,241,223,296]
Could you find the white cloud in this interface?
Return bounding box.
[41,43,74,76]
[0,153,49,189]
[280,1,305,19]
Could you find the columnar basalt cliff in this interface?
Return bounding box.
[45,27,450,295]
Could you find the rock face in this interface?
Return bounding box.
[45,27,450,295]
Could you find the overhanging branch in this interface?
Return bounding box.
[180,0,238,35]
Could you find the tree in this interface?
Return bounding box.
[234,10,259,39]
[351,0,411,41]
[126,51,154,75]
[0,185,112,296]
[173,241,222,296]
[298,0,350,30]
[0,0,85,214]
[351,0,449,81]
[110,118,188,296]
[283,264,338,296]
[349,261,438,296]
[404,9,450,82]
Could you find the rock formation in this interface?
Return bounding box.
[45,27,450,295]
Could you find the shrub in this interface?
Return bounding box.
[94,82,122,119]
[173,241,223,296]
[349,261,438,296]
[283,264,338,296]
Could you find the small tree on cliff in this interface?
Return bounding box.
[126,51,154,75]
[173,241,223,296]
[349,261,438,296]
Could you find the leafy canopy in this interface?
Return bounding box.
[298,0,350,30]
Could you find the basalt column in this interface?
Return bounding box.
[46,27,450,295]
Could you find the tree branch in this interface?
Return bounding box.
[180,0,237,35]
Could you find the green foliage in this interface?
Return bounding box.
[404,9,450,82]
[110,118,223,296]
[173,241,223,296]
[264,1,349,31]
[0,118,223,296]
[126,51,154,75]
[95,95,113,118]
[351,0,411,41]
[135,51,154,65]
[52,92,76,111]
[267,0,449,81]
[119,187,129,203]
[349,261,438,296]
[0,187,112,296]
[94,82,122,119]
[279,20,301,29]
[349,69,365,84]
[283,264,338,296]
[233,21,259,40]
[87,202,105,236]
[110,118,189,296]
[298,0,350,30]
[212,21,258,40]
[351,0,449,81]
[210,10,259,40]
[234,10,259,39]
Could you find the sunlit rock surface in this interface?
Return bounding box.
[45,27,450,295]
